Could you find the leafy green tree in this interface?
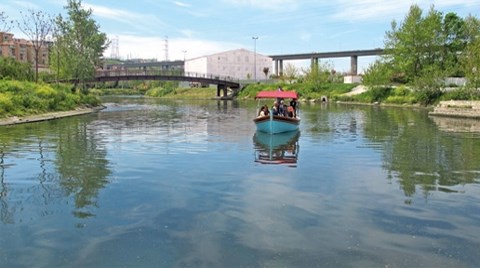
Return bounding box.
[440,13,467,76]
[384,5,445,84]
[362,60,393,87]
[16,9,53,83]
[302,60,332,90]
[461,15,480,89]
[50,0,109,90]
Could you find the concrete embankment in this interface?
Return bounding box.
[0,106,106,126]
[429,100,480,119]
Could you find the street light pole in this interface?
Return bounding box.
[182,50,187,62]
[252,36,258,82]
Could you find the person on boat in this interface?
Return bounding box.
[278,100,286,116]
[263,105,270,116]
[258,106,265,117]
[289,98,298,117]
[287,105,295,117]
[272,102,279,116]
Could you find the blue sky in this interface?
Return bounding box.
[2,0,479,72]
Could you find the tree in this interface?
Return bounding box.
[362,60,393,87]
[283,63,298,84]
[51,0,109,89]
[17,9,53,83]
[384,5,445,84]
[302,60,332,90]
[461,16,480,89]
[0,11,12,32]
[440,13,467,76]
[262,67,269,80]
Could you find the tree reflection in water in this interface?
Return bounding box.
[361,107,480,202]
[0,118,111,224]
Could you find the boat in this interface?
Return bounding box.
[253,90,300,134]
[253,130,300,167]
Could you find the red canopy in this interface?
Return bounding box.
[255,91,298,99]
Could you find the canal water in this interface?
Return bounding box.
[1,97,480,267]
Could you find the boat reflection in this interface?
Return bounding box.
[253,130,300,167]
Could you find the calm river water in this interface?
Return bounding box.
[1,97,480,267]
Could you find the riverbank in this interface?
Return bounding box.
[429,100,480,119]
[0,106,106,126]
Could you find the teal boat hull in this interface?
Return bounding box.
[253,115,300,134]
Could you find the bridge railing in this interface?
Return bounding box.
[96,69,240,84]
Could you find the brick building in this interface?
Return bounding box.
[0,31,50,68]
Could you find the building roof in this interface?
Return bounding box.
[186,48,270,62]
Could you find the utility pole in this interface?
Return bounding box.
[252,36,258,82]
[182,50,187,73]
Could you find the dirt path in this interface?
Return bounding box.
[342,85,367,96]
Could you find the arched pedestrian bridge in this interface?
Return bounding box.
[92,69,241,98]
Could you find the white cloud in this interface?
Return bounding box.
[11,0,40,10]
[173,1,191,8]
[225,0,299,10]
[83,3,168,33]
[329,0,480,22]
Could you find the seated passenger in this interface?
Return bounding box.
[258,106,266,117]
[278,100,286,116]
[263,105,270,116]
[287,106,294,117]
[258,106,264,117]
[272,102,279,116]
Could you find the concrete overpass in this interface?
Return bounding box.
[269,48,384,76]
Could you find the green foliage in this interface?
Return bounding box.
[360,87,393,103]
[50,0,109,84]
[362,60,393,87]
[0,57,34,81]
[460,16,480,89]
[385,87,416,104]
[302,61,334,90]
[381,4,476,92]
[441,88,480,101]
[0,80,100,118]
[238,82,355,100]
[414,88,443,105]
[145,87,175,97]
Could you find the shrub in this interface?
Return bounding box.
[0,93,14,115]
[441,88,480,101]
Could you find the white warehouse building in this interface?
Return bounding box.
[184,48,272,81]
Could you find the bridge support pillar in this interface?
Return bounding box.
[350,55,358,75]
[278,60,283,77]
[275,60,279,77]
[311,57,319,69]
[217,84,227,98]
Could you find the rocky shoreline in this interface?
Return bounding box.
[0,106,106,126]
[429,100,480,119]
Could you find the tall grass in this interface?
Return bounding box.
[0,80,101,118]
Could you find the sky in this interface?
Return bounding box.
[1,0,479,73]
